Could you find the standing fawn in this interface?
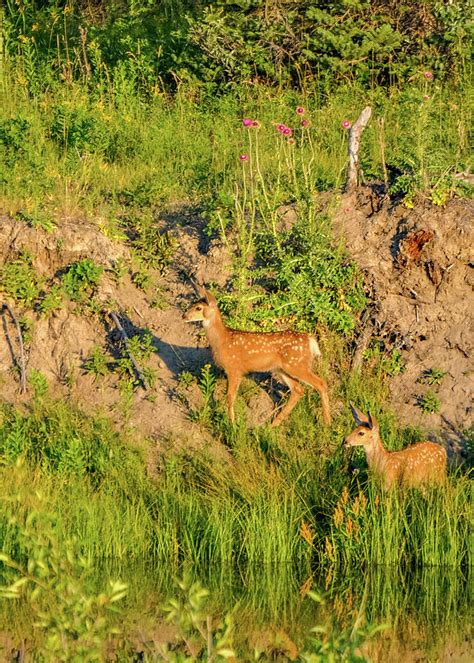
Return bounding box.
[345,403,447,490]
[184,287,331,427]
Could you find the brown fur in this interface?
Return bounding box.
[184,288,331,426]
[345,404,446,490]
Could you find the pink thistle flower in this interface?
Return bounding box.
[242,118,252,127]
[283,127,292,136]
[341,120,351,129]
[296,106,305,115]
[251,120,260,128]
[277,123,286,133]
[301,119,310,128]
[239,154,249,161]
[424,71,433,80]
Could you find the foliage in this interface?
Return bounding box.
[300,592,386,662]
[418,368,447,386]
[2,1,472,94]
[0,482,127,663]
[0,251,42,306]
[417,390,441,414]
[62,259,104,302]
[159,574,235,661]
[115,328,156,388]
[84,345,110,381]
[28,368,49,400]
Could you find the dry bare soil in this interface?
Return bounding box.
[0,190,472,455]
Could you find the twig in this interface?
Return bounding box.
[345,106,372,192]
[109,311,149,390]
[2,303,27,393]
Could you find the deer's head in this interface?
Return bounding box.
[183,287,218,327]
[345,403,379,451]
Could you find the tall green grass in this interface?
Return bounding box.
[0,400,471,571]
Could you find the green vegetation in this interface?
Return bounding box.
[0,1,473,659]
[417,389,441,414]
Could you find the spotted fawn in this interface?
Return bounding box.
[184,287,331,427]
[345,403,446,490]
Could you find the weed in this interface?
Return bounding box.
[18,315,34,345]
[364,345,405,377]
[191,364,217,425]
[38,285,64,316]
[0,251,42,306]
[28,368,49,400]
[0,483,127,662]
[115,329,156,389]
[62,259,103,302]
[419,368,447,386]
[109,258,128,283]
[417,390,441,414]
[84,346,110,381]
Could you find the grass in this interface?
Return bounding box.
[0,5,473,657]
[0,398,470,572]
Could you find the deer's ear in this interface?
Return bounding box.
[202,288,217,307]
[197,285,208,301]
[350,402,370,426]
[367,412,379,431]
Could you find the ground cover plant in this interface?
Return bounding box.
[0,1,473,659]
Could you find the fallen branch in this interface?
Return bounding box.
[345,106,372,193]
[109,311,149,390]
[2,303,27,393]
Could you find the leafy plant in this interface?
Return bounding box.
[160,574,235,661]
[115,329,156,389]
[61,259,103,302]
[28,368,49,400]
[84,346,110,381]
[0,251,42,306]
[417,390,441,414]
[0,485,127,663]
[419,368,447,386]
[191,363,217,424]
[38,285,64,316]
[300,591,386,662]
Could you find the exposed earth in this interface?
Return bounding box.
[0,190,472,456]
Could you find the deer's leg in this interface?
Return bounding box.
[271,373,305,427]
[286,368,331,425]
[226,371,242,423]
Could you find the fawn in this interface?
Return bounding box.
[184,287,331,427]
[345,403,447,490]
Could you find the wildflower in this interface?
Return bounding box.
[242,118,252,127]
[251,120,260,128]
[423,95,430,101]
[341,119,351,129]
[277,123,286,133]
[301,119,310,128]
[424,71,434,80]
[288,138,295,145]
[283,127,292,136]
[296,106,305,115]
[239,154,249,161]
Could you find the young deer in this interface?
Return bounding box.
[184,287,331,427]
[345,403,447,490]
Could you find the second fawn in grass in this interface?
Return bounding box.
[345,403,447,490]
[184,287,331,427]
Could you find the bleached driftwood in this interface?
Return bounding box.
[345,106,372,192]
